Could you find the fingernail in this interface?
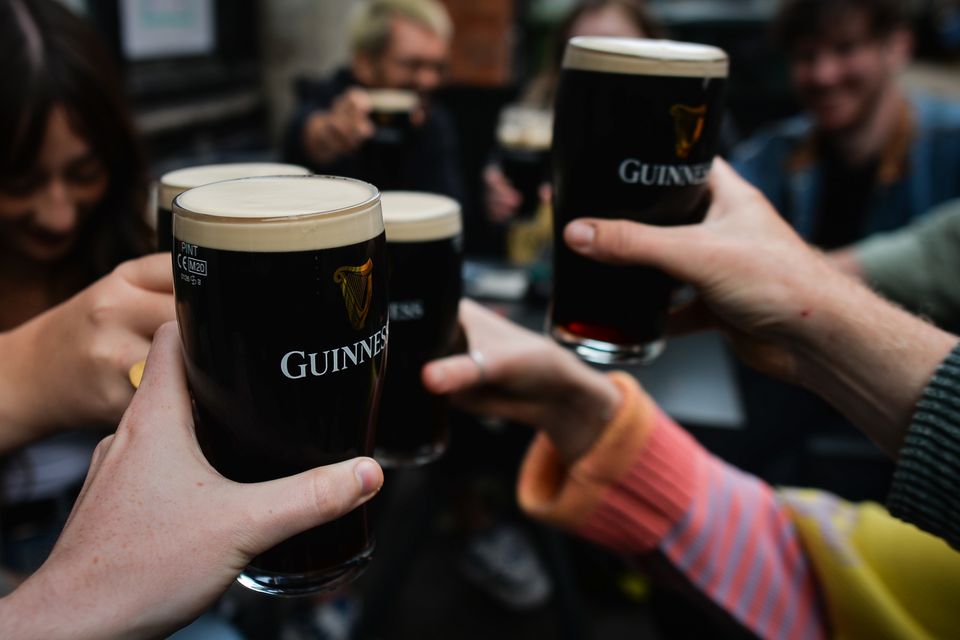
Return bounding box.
[355,459,382,495]
[566,221,595,248]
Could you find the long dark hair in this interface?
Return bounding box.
[0,0,151,285]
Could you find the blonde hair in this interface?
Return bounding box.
[349,0,453,57]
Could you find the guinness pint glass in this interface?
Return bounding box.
[361,89,420,191]
[550,37,727,364]
[496,106,553,219]
[156,162,310,252]
[173,176,388,595]
[375,191,463,467]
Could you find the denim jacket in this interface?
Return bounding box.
[731,94,960,241]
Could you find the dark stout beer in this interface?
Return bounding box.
[549,37,728,364]
[173,175,387,595]
[375,191,463,467]
[361,89,419,191]
[156,162,309,252]
[497,106,553,219]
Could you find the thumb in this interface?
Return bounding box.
[236,457,383,553]
[563,218,705,284]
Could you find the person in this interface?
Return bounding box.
[282,0,463,199]
[830,197,960,332]
[484,0,665,224]
[0,0,174,577]
[732,0,960,249]
[422,160,960,638]
[0,324,385,639]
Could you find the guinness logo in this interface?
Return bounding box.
[333,258,374,330]
[669,104,706,159]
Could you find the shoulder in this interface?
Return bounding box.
[910,93,960,134]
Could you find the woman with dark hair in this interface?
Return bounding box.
[0,0,172,576]
[485,0,666,222]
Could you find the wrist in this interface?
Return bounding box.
[788,274,956,455]
[0,320,57,448]
[543,365,624,465]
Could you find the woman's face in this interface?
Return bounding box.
[569,5,647,40]
[0,104,109,264]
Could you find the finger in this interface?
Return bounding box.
[114,254,173,293]
[122,290,176,338]
[237,457,383,553]
[422,353,483,395]
[563,218,704,283]
[122,322,193,431]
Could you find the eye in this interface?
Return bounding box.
[65,155,107,186]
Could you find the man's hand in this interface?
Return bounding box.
[303,88,375,165]
[562,158,957,456]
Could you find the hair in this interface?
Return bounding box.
[349,0,453,58]
[773,0,910,50]
[0,0,152,284]
[522,0,666,108]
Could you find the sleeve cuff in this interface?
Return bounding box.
[517,372,705,553]
[888,343,960,549]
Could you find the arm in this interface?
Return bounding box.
[423,303,825,639]
[0,324,382,639]
[0,254,174,452]
[564,159,957,458]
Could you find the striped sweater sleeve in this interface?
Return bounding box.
[888,342,960,549]
[517,373,827,640]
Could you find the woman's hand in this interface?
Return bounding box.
[0,254,174,449]
[0,323,383,640]
[422,299,621,465]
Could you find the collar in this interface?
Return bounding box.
[787,98,914,185]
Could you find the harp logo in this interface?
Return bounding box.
[333,258,374,330]
[669,104,707,159]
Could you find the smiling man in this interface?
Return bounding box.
[732,0,960,249]
[283,0,463,200]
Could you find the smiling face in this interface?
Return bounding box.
[788,9,909,133]
[353,15,451,96]
[0,104,108,264]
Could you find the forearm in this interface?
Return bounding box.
[0,323,56,452]
[789,273,957,457]
[518,376,826,639]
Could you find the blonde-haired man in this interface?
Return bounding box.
[283,0,462,199]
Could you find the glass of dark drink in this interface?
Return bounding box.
[549,37,728,364]
[374,191,463,467]
[172,175,388,596]
[359,89,420,191]
[496,105,553,220]
[156,162,310,253]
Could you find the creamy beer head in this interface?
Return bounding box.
[174,175,383,252]
[366,89,419,113]
[159,162,311,211]
[380,191,461,243]
[563,37,728,78]
[496,105,553,151]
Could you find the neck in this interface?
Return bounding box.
[828,84,905,167]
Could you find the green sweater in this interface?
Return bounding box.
[888,343,960,549]
[857,199,960,331]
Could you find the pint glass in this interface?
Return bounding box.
[173,175,387,595]
[549,37,728,364]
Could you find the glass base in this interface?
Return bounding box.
[550,325,665,365]
[236,543,374,597]
[375,440,447,469]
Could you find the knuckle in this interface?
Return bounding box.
[308,470,351,521]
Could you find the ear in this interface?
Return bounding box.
[887,27,913,70]
[353,53,377,86]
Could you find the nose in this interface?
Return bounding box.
[35,178,79,235]
[807,52,843,86]
[414,67,442,94]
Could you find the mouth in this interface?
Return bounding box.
[22,226,77,258]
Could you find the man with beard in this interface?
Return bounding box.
[733,0,960,250]
[283,0,462,199]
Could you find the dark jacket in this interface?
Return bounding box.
[283,68,464,202]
